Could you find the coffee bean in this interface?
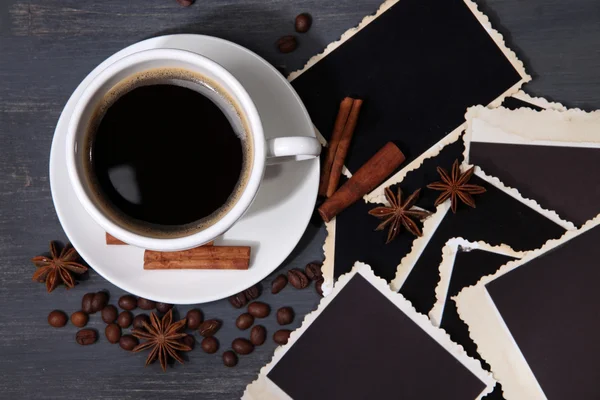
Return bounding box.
[236,313,254,330]
[133,314,150,330]
[119,334,138,351]
[182,334,195,350]
[70,311,88,328]
[243,285,260,300]
[198,319,221,337]
[137,297,156,310]
[91,291,109,313]
[117,311,133,328]
[118,295,137,311]
[201,336,219,354]
[287,269,309,289]
[295,13,312,33]
[81,293,95,314]
[276,35,297,53]
[250,325,266,346]
[276,307,294,325]
[222,350,238,367]
[76,329,97,345]
[176,0,195,6]
[48,310,67,327]
[273,329,291,345]
[105,323,121,344]
[315,277,324,297]
[186,309,203,330]
[232,338,254,355]
[101,305,118,323]
[305,262,323,281]
[248,302,270,318]
[229,292,248,308]
[156,302,173,313]
[271,274,287,294]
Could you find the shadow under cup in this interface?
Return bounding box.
[67,49,266,249]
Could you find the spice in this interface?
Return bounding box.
[319,142,406,222]
[144,246,251,270]
[48,310,67,327]
[132,310,190,372]
[71,311,88,328]
[105,233,127,245]
[276,35,297,53]
[271,274,287,294]
[182,334,195,350]
[427,160,486,213]
[295,13,312,33]
[368,187,431,243]
[31,242,88,293]
[287,269,309,289]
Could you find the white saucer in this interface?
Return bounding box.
[50,34,319,304]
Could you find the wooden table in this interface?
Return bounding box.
[1,0,599,398]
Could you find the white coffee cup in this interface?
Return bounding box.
[66,48,321,251]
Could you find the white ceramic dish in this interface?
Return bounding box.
[50,34,319,304]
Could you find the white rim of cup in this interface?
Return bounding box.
[65,48,265,251]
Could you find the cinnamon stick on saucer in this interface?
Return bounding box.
[144,246,250,270]
[319,142,406,222]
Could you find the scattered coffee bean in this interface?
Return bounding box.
[105,323,121,344]
[70,311,88,328]
[315,277,324,296]
[198,319,221,337]
[201,336,219,354]
[118,295,137,311]
[305,262,323,281]
[176,0,195,7]
[273,329,291,345]
[101,305,118,324]
[276,307,294,325]
[250,325,266,346]
[156,302,173,313]
[137,297,156,310]
[243,285,260,300]
[229,292,248,308]
[232,338,254,355]
[132,314,150,330]
[186,309,203,330]
[76,329,97,345]
[117,311,133,328]
[271,274,287,294]
[91,291,109,313]
[295,13,312,33]
[236,313,254,330]
[81,293,95,314]
[287,269,309,289]
[222,350,238,367]
[276,35,297,53]
[248,301,270,318]
[182,334,195,350]
[119,334,139,351]
[48,310,68,328]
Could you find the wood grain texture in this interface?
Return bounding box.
[1,0,599,398]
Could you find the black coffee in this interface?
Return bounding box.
[84,68,251,238]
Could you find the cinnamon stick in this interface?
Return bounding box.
[106,232,214,247]
[326,99,363,197]
[319,142,406,222]
[319,97,355,196]
[144,246,250,270]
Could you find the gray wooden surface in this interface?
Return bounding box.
[1,0,599,398]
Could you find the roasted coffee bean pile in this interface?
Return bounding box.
[45,261,323,369]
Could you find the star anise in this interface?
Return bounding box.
[31,241,88,293]
[132,309,191,372]
[368,187,431,243]
[427,160,486,213]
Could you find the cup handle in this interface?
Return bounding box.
[266,136,322,165]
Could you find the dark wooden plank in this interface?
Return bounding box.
[1,0,600,398]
